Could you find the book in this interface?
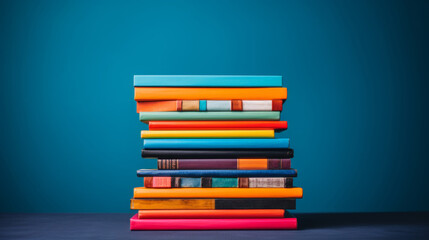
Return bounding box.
[141,149,294,159]
[139,111,280,121]
[133,75,283,87]
[144,177,293,188]
[134,87,287,100]
[137,169,297,178]
[130,198,296,210]
[133,187,303,198]
[142,138,290,149]
[157,158,291,170]
[141,130,275,139]
[137,209,285,219]
[148,120,288,130]
[130,214,297,230]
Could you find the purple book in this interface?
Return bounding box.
[157,159,291,170]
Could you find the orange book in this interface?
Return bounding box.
[133,187,303,198]
[137,209,285,219]
[134,87,287,100]
[136,101,176,112]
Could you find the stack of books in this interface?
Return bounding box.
[130,75,303,230]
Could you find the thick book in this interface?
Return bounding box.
[139,111,280,121]
[130,198,296,210]
[144,177,293,188]
[141,149,294,159]
[137,169,297,178]
[157,158,291,170]
[130,214,297,230]
[133,75,283,87]
[136,100,283,112]
[148,120,288,130]
[137,209,285,219]
[142,138,290,149]
[141,130,275,139]
[133,187,303,198]
[134,87,287,100]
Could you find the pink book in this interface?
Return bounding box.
[129,214,297,230]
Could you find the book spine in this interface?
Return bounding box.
[145,177,293,188]
[158,159,237,170]
[130,215,298,230]
[148,120,288,130]
[141,130,275,139]
[137,169,298,178]
[134,87,287,100]
[133,187,303,198]
[139,111,280,121]
[142,138,290,149]
[137,209,285,219]
[130,198,296,210]
[206,100,231,111]
[142,149,294,159]
[133,75,283,87]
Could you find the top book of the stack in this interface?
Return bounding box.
[133,75,283,87]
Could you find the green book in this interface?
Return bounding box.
[139,111,280,121]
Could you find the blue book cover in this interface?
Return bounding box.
[137,169,297,177]
[133,75,282,87]
[142,138,290,149]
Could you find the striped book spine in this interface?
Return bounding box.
[144,177,293,188]
[157,159,291,170]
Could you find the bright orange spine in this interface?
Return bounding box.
[137,209,285,219]
[238,159,268,170]
[148,121,288,130]
[136,101,177,113]
[134,87,287,100]
[133,187,303,198]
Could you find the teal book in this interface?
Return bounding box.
[133,75,282,87]
[139,111,280,121]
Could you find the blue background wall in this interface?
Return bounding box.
[1,0,428,213]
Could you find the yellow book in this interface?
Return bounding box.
[140,130,275,139]
[133,187,303,199]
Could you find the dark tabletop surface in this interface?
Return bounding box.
[1,212,428,240]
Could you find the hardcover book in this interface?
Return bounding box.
[157,158,291,170]
[141,130,275,139]
[130,198,296,210]
[148,120,288,130]
[133,75,283,87]
[137,209,286,219]
[134,87,287,100]
[139,111,280,121]
[144,177,293,188]
[133,187,303,198]
[141,149,294,159]
[142,138,290,149]
[137,169,297,178]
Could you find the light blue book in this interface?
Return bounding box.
[142,138,290,149]
[133,75,282,87]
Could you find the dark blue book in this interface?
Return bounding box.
[137,169,297,178]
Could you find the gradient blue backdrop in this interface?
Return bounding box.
[1,0,428,213]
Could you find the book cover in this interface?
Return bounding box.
[130,198,296,210]
[137,169,297,178]
[133,75,283,87]
[141,149,294,159]
[133,187,303,198]
[142,138,290,149]
[157,158,291,170]
[137,209,285,219]
[134,87,287,100]
[130,215,297,230]
[139,111,280,121]
[148,120,288,130]
[141,130,275,139]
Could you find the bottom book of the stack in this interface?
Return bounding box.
[130,210,297,230]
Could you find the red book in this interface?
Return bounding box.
[130,214,297,230]
[148,121,288,130]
